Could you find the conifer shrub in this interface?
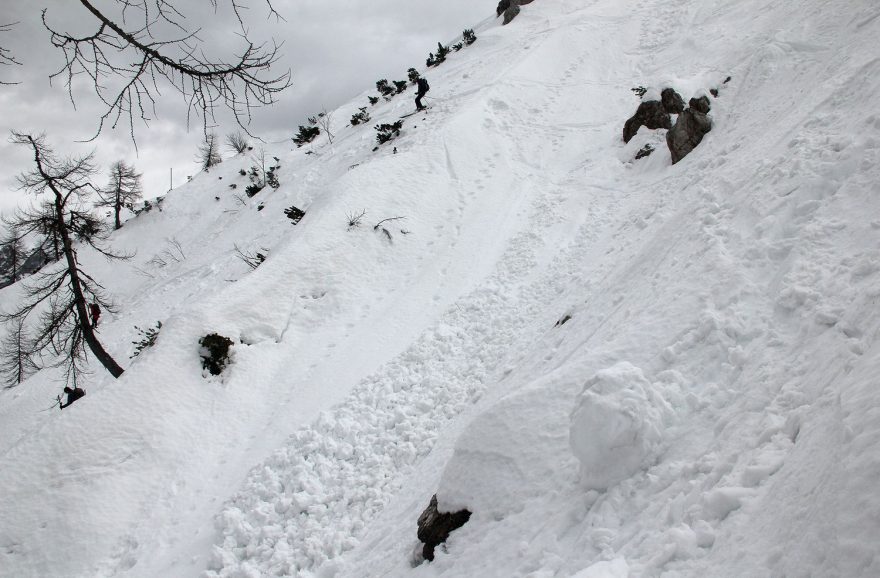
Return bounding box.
[266,167,280,189]
[393,80,408,94]
[130,322,162,359]
[463,29,477,45]
[374,121,403,145]
[350,107,371,126]
[426,41,451,67]
[199,333,234,376]
[376,79,395,98]
[284,205,305,224]
[635,144,654,159]
[408,68,421,84]
[452,42,463,52]
[292,125,320,147]
[368,96,379,106]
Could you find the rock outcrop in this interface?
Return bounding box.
[498,0,534,25]
[623,101,671,143]
[417,494,472,562]
[661,87,685,114]
[622,88,685,143]
[666,97,712,164]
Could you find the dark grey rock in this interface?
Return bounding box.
[503,1,520,25]
[689,95,711,114]
[500,0,533,24]
[661,88,685,114]
[666,108,712,164]
[417,494,471,562]
[623,100,671,143]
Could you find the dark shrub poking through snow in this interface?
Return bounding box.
[635,143,655,160]
[199,333,234,376]
[375,121,403,146]
[284,205,305,224]
[292,125,320,148]
[417,494,471,562]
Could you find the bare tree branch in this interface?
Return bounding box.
[0,22,22,85]
[42,1,291,143]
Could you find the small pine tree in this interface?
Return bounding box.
[292,125,320,147]
[197,133,222,171]
[393,80,408,94]
[130,322,162,359]
[97,160,143,230]
[0,317,38,388]
[452,42,463,52]
[376,79,395,98]
[374,121,403,145]
[426,54,436,68]
[368,95,379,106]
[408,68,421,84]
[284,205,305,224]
[350,107,371,126]
[0,229,26,285]
[435,42,450,64]
[463,29,477,45]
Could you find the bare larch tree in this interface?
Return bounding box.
[42,0,291,140]
[98,160,143,230]
[0,228,26,286]
[197,133,223,171]
[2,132,127,383]
[0,317,38,388]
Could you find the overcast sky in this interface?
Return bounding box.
[0,0,492,215]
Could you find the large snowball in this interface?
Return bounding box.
[569,362,672,490]
[437,382,575,518]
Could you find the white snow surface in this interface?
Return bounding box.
[2,0,880,576]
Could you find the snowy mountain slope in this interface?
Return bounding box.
[2,0,880,576]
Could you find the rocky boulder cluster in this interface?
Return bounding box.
[623,87,714,164]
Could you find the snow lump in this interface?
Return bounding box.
[569,362,673,490]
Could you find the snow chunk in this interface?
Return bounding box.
[700,487,756,521]
[569,362,673,490]
[437,382,574,517]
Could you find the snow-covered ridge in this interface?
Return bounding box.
[3,0,880,576]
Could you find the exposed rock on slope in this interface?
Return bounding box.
[622,87,685,143]
[667,95,712,164]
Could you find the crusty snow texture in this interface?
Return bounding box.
[2,0,880,576]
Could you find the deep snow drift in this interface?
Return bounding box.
[2,0,880,576]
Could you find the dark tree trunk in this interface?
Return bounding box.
[54,196,124,378]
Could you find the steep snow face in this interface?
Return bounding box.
[2,0,880,576]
